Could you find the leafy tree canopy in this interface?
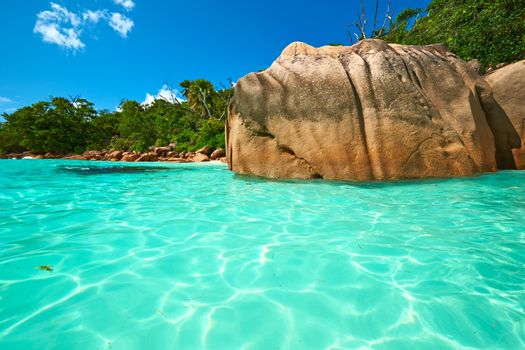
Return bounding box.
[0,79,233,154]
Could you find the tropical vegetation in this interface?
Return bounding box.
[0,80,232,154]
[353,0,525,72]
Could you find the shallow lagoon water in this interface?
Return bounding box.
[1,159,524,349]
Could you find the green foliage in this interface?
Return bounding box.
[0,122,22,153]
[379,0,525,71]
[180,79,233,121]
[2,98,94,153]
[110,136,143,152]
[0,79,232,155]
[195,118,226,150]
[87,110,119,150]
[116,100,156,152]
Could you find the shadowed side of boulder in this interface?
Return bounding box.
[485,60,525,169]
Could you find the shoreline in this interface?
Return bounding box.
[0,156,228,164]
[0,145,227,164]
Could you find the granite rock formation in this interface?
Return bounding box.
[226,39,520,180]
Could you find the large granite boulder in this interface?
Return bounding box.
[485,60,525,169]
[226,39,520,180]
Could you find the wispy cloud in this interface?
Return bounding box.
[34,2,136,51]
[113,0,135,11]
[34,3,85,50]
[143,85,185,106]
[109,13,134,38]
[0,96,13,103]
[83,9,107,24]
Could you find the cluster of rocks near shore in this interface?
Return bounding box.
[0,144,226,163]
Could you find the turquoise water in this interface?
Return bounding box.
[1,160,524,350]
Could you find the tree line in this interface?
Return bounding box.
[0,80,232,154]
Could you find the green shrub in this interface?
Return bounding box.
[380,0,525,71]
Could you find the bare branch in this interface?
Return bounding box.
[197,89,213,119]
[377,0,392,38]
[346,28,355,44]
[372,0,379,35]
[360,0,367,39]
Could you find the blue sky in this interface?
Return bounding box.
[0,0,429,114]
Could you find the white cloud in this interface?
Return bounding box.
[113,0,135,11]
[49,2,81,27]
[34,3,84,50]
[34,2,136,51]
[143,93,155,106]
[0,96,13,103]
[158,85,184,103]
[143,85,185,106]
[83,10,106,24]
[109,13,134,38]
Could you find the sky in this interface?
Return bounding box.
[0,0,429,115]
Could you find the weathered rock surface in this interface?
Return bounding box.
[153,146,171,157]
[136,153,159,162]
[210,148,226,160]
[196,146,212,156]
[226,39,521,180]
[485,60,525,169]
[83,150,101,160]
[107,150,123,161]
[192,153,210,162]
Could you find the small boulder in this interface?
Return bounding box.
[136,153,159,162]
[154,146,171,157]
[210,148,225,160]
[196,146,212,156]
[82,150,101,160]
[192,153,210,162]
[107,150,123,160]
[121,153,140,162]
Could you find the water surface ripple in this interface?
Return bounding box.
[1,160,524,349]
